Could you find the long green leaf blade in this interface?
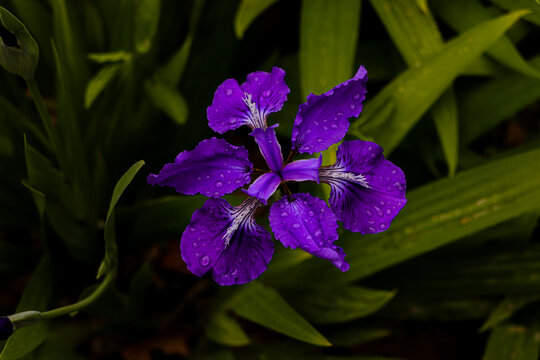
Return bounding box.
[352,10,528,154]
[227,282,331,346]
[432,0,540,79]
[483,324,540,360]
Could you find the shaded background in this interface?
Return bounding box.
[0,0,540,359]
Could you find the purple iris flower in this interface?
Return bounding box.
[148,66,406,286]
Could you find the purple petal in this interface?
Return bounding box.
[147,138,252,197]
[320,140,406,234]
[292,66,368,154]
[181,197,274,285]
[282,156,322,183]
[250,125,283,172]
[207,79,252,133]
[207,67,290,133]
[269,193,349,271]
[245,172,281,204]
[241,67,290,120]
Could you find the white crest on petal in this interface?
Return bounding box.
[242,93,267,129]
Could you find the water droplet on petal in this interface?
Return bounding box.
[263,89,272,98]
[308,210,314,216]
[192,242,198,248]
[205,175,210,180]
[197,176,202,181]
[331,124,338,129]
[234,179,242,185]
[292,223,300,229]
[353,93,360,101]
[189,227,196,232]
[200,255,210,266]
[314,230,322,237]
[380,223,386,230]
[374,206,383,217]
[215,181,224,188]
[317,138,323,142]
[225,88,233,96]
[281,212,288,217]
[385,208,392,215]
[366,209,373,217]
[231,268,239,278]
[349,103,356,110]
[214,191,220,196]
[368,226,376,233]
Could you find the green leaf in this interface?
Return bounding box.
[88,51,132,63]
[0,6,38,79]
[145,79,189,125]
[227,282,331,346]
[432,0,540,79]
[352,10,528,154]
[278,146,540,285]
[206,311,251,347]
[460,55,540,144]
[99,160,144,278]
[159,0,205,86]
[234,0,278,39]
[483,324,540,360]
[299,0,361,99]
[0,255,54,360]
[432,89,458,175]
[480,296,540,332]
[106,160,145,223]
[489,0,540,26]
[134,0,160,54]
[85,63,122,108]
[369,0,459,175]
[21,181,45,219]
[287,286,396,324]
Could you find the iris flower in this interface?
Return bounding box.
[148,66,406,285]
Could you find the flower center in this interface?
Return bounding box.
[243,93,267,129]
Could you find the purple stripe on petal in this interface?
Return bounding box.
[241,67,290,120]
[320,140,406,234]
[181,197,274,286]
[245,172,281,204]
[207,67,290,133]
[147,138,253,198]
[250,125,283,172]
[282,155,322,183]
[269,193,349,272]
[292,66,368,154]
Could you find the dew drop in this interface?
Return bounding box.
[308,210,315,216]
[225,88,233,96]
[374,206,383,217]
[292,223,300,229]
[200,255,210,266]
[385,208,392,215]
[215,181,224,188]
[353,93,361,101]
[214,191,220,196]
[197,176,202,181]
[220,173,225,178]
[331,124,338,129]
[195,252,200,257]
[229,118,237,125]
[192,242,198,248]
[337,112,344,116]
[279,203,285,209]
[235,179,242,185]
[281,212,288,217]
[317,138,323,142]
[380,223,386,230]
[189,227,196,232]
[205,175,210,180]
[323,126,328,131]
[314,229,322,237]
[263,89,272,98]
[368,226,376,233]
[366,209,373,217]
[349,103,356,110]
[231,268,239,279]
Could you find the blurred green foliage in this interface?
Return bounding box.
[0,0,539,359]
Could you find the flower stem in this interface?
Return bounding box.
[40,270,115,321]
